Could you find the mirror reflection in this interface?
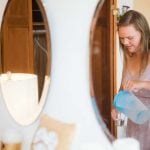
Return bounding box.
[0,0,51,125]
[90,0,150,141]
[90,0,116,137]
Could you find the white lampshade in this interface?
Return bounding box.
[0,73,38,125]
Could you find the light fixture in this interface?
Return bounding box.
[117,5,130,22]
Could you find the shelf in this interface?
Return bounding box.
[33,22,44,25]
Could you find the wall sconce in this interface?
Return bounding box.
[117,5,130,22]
[122,5,130,14]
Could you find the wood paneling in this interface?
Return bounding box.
[1,0,34,73]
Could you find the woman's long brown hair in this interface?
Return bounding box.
[118,10,150,75]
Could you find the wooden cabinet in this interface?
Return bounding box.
[1,0,34,73]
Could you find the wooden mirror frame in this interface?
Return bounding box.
[0,0,51,126]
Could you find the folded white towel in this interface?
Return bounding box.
[33,127,58,150]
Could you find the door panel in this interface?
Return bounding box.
[1,0,34,73]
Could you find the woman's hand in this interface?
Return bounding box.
[111,108,118,121]
[123,80,145,92]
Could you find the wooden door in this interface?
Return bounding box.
[90,0,117,136]
[1,0,34,73]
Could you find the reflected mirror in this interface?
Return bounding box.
[0,0,51,125]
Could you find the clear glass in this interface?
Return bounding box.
[115,112,125,126]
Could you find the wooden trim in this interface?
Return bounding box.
[110,0,117,137]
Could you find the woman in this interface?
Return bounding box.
[111,10,150,150]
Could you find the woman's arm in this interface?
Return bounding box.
[123,80,150,92]
[111,107,118,121]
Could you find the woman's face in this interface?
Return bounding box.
[118,24,141,54]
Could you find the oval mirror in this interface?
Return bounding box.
[89,0,116,135]
[0,0,51,126]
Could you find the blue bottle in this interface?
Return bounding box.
[113,90,150,124]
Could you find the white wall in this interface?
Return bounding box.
[0,0,113,150]
[0,0,7,25]
[117,0,133,9]
[133,0,150,25]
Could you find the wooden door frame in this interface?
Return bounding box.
[109,0,117,136]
